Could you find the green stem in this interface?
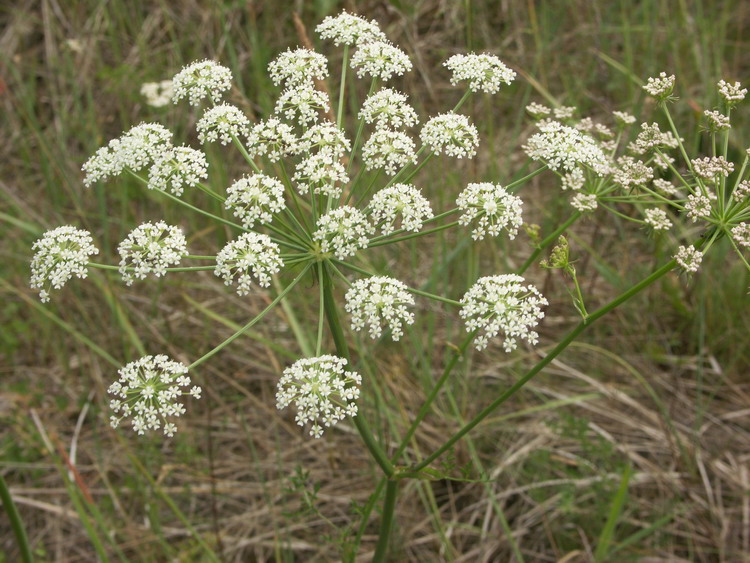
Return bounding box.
[316,262,325,356]
[0,473,33,563]
[518,212,581,275]
[368,221,460,248]
[372,480,398,563]
[452,88,473,112]
[347,78,378,175]
[88,263,215,273]
[505,164,548,192]
[231,134,262,174]
[337,45,349,129]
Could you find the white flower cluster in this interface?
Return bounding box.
[215,233,282,294]
[276,355,362,438]
[108,355,201,437]
[30,226,99,303]
[275,84,330,126]
[268,48,328,88]
[444,53,516,94]
[612,156,654,189]
[644,208,672,231]
[523,120,608,173]
[245,118,300,162]
[612,111,636,125]
[717,80,747,104]
[554,106,576,120]
[628,122,680,154]
[293,154,349,198]
[526,102,551,118]
[460,274,548,352]
[653,178,678,196]
[570,192,598,212]
[643,72,676,99]
[172,60,232,106]
[147,146,208,196]
[561,168,585,191]
[362,129,417,175]
[734,180,750,202]
[141,80,174,107]
[225,174,285,228]
[350,41,412,81]
[368,183,433,235]
[420,113,479,159]
[359,88,419,130]
[196,104,250,144]
[704,110,730,131]
[345,276,415,340]
[316,11,386,46]
[674,245,703,273]
[731,222,750,247]
[685,193,712,221]
[299,123,351,158]
[456,182,523,240]
[691,156,734,180]
[117,221,188,286]
[313,206,374,260]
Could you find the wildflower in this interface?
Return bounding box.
[674,245,703,273]
[299,123,352,159]
[362,129,417,175]
[30,226,99,303]
[420,113,479,159]
[345,276,415,340]
[293,153,349,198]
[703,110,730,131]
[685,193,712,221]
[456,182,523,240]
[275,84,330,126]
[224,174,286,228]
[460,274,548,352]
[245,118,300,162]
[313,206,374,260]
[575,117,594,133]
[276,355,362,438]
[141,80,174,107]
[118,221,188,285]
[359,88,419,130]
[613,111,636,125]
[196,104,250,145]
[733,180,750,202]
[350,41,412,81]
[444,53,516,94]
[147,146,208,196]
[653,152,675,170]
[571,192,598,212]
[644,208,672,230]
[172,60,232,106]
[523,120,608,173]
[526,102,551,118]
[593,123,614,138]
[731,223,750,247]
[268,48,328,87]
[553,106,576,120]
[561,168,585,191]
[612,156,654,189]
[316,11,386,46]
[628,122,679,154]
[368,183,433,235]
[653,178,678,196]
[717,80,747,105]
[108,355,200,437]
[215,233,283,294]
[643,72,676,101]
[691,156,734,180]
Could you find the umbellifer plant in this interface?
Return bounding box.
[29,10,750,560]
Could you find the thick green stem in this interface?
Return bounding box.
[0,473,33,563]
[372,480,398,563]
[231,134,262,174]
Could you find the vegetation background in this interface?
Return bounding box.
[1,0,749,561]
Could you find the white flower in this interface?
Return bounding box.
[368,183,433,235]
[172,60,232,106]
[359,88,419,130]
[313,206,374,260]
[225,174,285,228]
[653,178,678,196]
[420,113,479,159]
[345,276,415,340]
[644,208,672,230]
[141,80,174,107]
[571,193,598,212]
[612,156,654,189]
[456,182,523,240]
[275,84,330,126]
[196,104,250,145]
[362,129,417,175]
[350,41,412,81]
[147,146,208,196]
[561,168,585,191]
[316,11,386,46]
[704,110,730,131]
[299,123,352,159]
[276,355,362,439]
[293,153,349,198]
[108,355,199,436]
[613,111,636,125]
[685,193,712,221]
[30,226,99,303]
[268,48,328,87]
[117,221,188,285]
[523,120,608,173]
[691,156,734,180]
[733,180,750,202]
[444,53,516,94]
[553,106,576,120]
[460,274,548,352]
[717,80,747,104]
[214,232,283,295]
[526,102,551,118]
[245,118,300,162]
[628,122,680,155]
[731,222,750,247]
[643,72,676,99]
[674,245,703,273]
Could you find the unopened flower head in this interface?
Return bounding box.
[172,60,232,106]
[30,226,99,303]
[460,274,547,352]
[731,223,750,247]
[644,208,672,231]
[276,355,362,439]
[108,355,200,437]
[141,80,174,107]
[147,146,208,196]
[685,193,713,221]
[215,233,282,295]
[571,192,598,212]
[421,113,479,159]
[359,88,419,130]
[643,72,676,101]
[313,206,374,260]
[444,53,516,94]
[293,153,349,198]
[350,41,412,81]
[316,11,386,46]
[613,156,654,189]
[245,118,300,162]
[703,110,730,131]
[523,120,608,173]
[225,174,285,228]
[526,102,551,118]
[362,129,417,175]
[196,104,250,145]
[275,84,330,126]
[456,182,523,240]
[613,110,636,125]
[674,245,703,273]
[268,48,328,87]
[717,80,747,105]
[345,276,415,340]
[299,123,351,159]
[691,156,734,180]
[118,221,188,286]
[368,183,433,235]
